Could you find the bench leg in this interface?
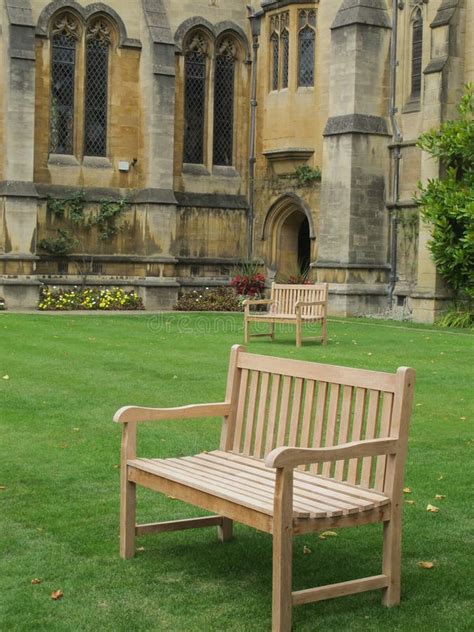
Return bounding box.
[120,475,136,559]
[321,318,328,346]
[217,517,233,542]
[381,516,401,606]
[272,469,293,631]
[270,321,275,340]
[296,318,302,348]
[244,316,249,344]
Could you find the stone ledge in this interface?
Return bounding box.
[0,181,38,197]
[328,283,388,296]
[430,0,460,28]
[263,148,314,176]
[313,262,391,270]
[424,57,448,74]
[331,0,391,30]
[261,0,319,12]
[174,192,248,210]
[323,114,390,137]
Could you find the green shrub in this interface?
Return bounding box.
[38,286,144,311]
[416,84,474,306]
[174,287,241,311]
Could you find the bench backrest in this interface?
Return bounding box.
[270,283,327,317]
[220,346,415,498]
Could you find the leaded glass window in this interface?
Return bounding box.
[84,20,111,156]
[411,13,423,98]
[271,33,279,91]
[281,29,289,89]
[183,34,208,164]
[269,12,289,91]
[50,15,79,154]
[213,40,236,166]
[298,10,316,88]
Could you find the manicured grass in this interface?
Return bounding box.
[1,313,473,631]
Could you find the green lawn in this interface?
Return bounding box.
[1,313,473,631]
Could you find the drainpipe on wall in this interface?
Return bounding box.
[247,7,262,261]
[388,0,403,306]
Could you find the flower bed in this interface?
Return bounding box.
[38,286,144,311]
[174,287,241,312]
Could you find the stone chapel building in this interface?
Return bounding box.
[0,0,472,321]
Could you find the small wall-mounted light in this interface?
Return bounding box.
[118,161,130,172]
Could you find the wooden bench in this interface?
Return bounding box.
[244,282,328,347]
[114,345,415,632]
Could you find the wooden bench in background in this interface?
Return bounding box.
[244,282,328,347]
[114,345,415,632]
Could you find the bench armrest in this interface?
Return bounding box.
[243,298,275,306]
[265,438,400,469]
[114,402,231,423]
[295,300,326,308]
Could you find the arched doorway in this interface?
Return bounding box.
[262,194,315,277]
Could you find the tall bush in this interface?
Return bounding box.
[416,84,474,305]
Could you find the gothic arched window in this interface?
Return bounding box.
[183,34,208,164]
[50,14,79,154]
[411,11,423,99]
[48,11,117,159]
[269,12,288,91]
[270,31,279,91]
[298,10,316,87]
[213,39,236,166]
[281,28,289,89]
[84,19,111,157]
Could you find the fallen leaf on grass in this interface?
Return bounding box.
[434,494,446,501]
[405,500,416,505]
[417,561,434,569]
[31,578,42,585]
[0,485,6,491]
[136,547,145,552]
[319,531,337,540]
[437,475,444,481]
[72,428,80,432]
[303,545,312,555]
[403,487,412,494]
[2,375,9,380]
[51,590,64,600]
[426,504,439,513]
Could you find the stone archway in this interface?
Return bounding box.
[261,194,315,277]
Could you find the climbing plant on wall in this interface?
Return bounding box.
[39,191,130,255]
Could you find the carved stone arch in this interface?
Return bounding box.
[174,16,215,52]
[183,29,213,57]
[409,4,423,22]
[215,22,250,61]
[262,193,316,241]
[36,0,140,48]
[261,194,316,273]
[36,0,84,36]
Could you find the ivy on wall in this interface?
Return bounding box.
[38,192,130,255]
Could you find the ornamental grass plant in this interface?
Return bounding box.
[0,313,473,631]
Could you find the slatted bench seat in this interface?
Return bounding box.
[115,345,415,632]
[129,451,391,520]
[244,282,328,347]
